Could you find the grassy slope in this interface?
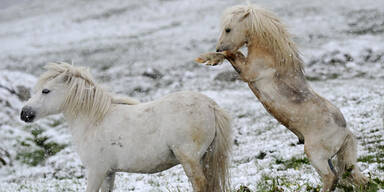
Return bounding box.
[0,0,383,191]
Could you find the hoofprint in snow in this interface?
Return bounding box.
[0,0,383,191]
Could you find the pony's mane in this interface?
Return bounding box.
[222,4,303,73]
[36,62,139,123]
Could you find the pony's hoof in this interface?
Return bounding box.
[194,57,220,66]
[194,57,217,66]
[195,52,225,66]
[194,57,206,63]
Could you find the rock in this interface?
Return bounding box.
[0,147,12,167]
[15,85,31,101]
[131,86,151,94]
[306,47,384,80]
[361,48,384,63]
[142,68,163,80]
[380,104,384,128]
[346,9,384,35]
[214,71,240,81]
[236,185,251,192]
[0,70,35,102]
[321,50,353,66]
[0,84,31,101]
[256,151,267,160]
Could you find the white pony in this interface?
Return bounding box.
[196,4,368,192]
[20,63,232,192]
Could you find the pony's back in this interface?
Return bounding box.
[111,94,140,105]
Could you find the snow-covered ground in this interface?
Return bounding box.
[0,0,383,191]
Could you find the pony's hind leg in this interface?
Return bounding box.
[172,148,207,192]
[86,168,108,192]
[336,134,368,186]
[305,145,339,192]
[100,172,116,192]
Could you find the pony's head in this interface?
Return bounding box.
[216,4,303,71]
[21,62,111,123]
[216,5,252,52]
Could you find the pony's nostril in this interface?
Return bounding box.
[20,110,24,119]
[20,110,28,122]
[216,49,221,52]
[20,106,36,122]
[28,112,35,119]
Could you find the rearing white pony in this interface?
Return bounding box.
[20,63,232,192]
[196,4,368,192]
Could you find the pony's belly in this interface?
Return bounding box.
[115,159,179,174]
[115,147,179,174]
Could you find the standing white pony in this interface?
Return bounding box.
[20,63,232,192]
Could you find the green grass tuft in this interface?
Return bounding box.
[275,156,310,170]
[16,127,67,166]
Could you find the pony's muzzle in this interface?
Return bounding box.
[20,106,36,123]
[216,43,224,52]
[216,45,229,52]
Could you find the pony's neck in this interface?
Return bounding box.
[63,110,94,130]
[62,111,99,153]
[247,42,275,70]
[246,37,302,75]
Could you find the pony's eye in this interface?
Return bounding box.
[42,89,50,94]
[225,28,231,33]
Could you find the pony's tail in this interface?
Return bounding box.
[202,105,232,192]
[336,132,368,186]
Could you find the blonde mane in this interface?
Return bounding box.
[222,4,303,73]
[36,62,139,123]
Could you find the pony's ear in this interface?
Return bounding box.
[62,74,69,83]
[239,11,250,22]
[58,71,70,83]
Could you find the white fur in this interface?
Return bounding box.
[209,4,368,191]
[23,63,232,192]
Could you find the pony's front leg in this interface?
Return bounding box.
[100,172,116,192]
[195,52,226,66]
[86,168,108,192]
[223,51,250,80]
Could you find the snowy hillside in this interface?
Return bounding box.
[0,0,383,191]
